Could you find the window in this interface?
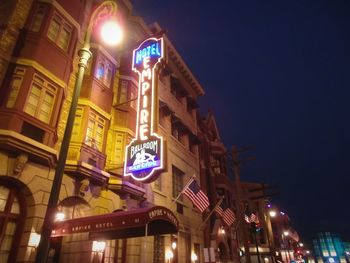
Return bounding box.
[85,111,105,151]
[172,166,184,201]
[24,74,57,124]
[171,122,180,140]
[153,236,164,263]
[119,81,128,103]
[170,76,184,101]
[21,121,45,142]
[159,108,166,127]
[211,157,221,175]
[115,132,124,164]
[6,67,25,108]
[189,142,197,154]
[47,13,72,51]
[0,184,25,263]
[95,58,113,87]
[154,176,162,191]
[71,107,83,141]
[129,87,137,110]
[31,4,46,32]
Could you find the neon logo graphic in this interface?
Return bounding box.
[124,37,164,182]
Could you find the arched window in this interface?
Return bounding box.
[0,184,26,262]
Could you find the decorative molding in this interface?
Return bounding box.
[13,153,28,176]
[13,58,66,88]
[78,98,111,120]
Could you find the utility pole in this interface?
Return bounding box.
[231,145,255,263]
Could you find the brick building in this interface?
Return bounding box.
[0,0,206,262]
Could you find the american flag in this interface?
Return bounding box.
[245,212,259,224]
[215,204,224,217]
[183,178,209,212]
[223,208,235,226]
[249,213,259,224]
[215,201,235,226]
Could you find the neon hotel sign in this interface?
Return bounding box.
[124,37,164,182]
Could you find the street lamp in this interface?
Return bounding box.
[269,210,277,218]
[34,2,122,262]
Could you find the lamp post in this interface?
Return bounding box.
[34,2,121,262]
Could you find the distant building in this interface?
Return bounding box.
[312,232,349,263]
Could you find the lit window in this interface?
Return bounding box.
[172,166,184,201]
[211,157,221,175]
[24,75,57,124]
[6,67,25,108]
[47,13,72,51]
[71,107,83,141]
[31,5,46,32]
[130,87,137,110]
[159,108,166,127]
[154,176,162,191]
[95,58,113,87]
[0,185,25,262]
[85,111,105,151]
[171,122,180,140]
[114,132,124,163]
[119,80,128,103]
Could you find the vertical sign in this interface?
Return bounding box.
[124,37,164,182]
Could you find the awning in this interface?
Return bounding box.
[52,206,179,240]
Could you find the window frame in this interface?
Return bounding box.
[0,182,26,263]
[94,56,114,88]
[47,12,73,51]
[5,67,26,109]
[24,74,57,124]
[85,110,106,152]
[30,3,47,33]
[172,165,184,212]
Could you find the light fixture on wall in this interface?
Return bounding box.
[220,227,225,235]
[171,241,177,250]
[191,252,198,262]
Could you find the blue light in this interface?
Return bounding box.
[135,42,161,65]
[126,160,161,173]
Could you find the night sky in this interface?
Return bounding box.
[131,0,350,243]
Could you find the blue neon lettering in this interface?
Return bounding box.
[135,42,161,64]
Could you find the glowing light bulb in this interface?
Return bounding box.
[100,21,123,45]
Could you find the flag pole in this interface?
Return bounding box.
[172,175,195,204]
[197,196,224,230]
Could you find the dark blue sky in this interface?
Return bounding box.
[131,0,350,242]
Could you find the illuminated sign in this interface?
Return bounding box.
[124,37,164,182]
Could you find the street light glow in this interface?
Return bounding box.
[269,210,277,217]
[101,21,123,45]
[283,231,289,236]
